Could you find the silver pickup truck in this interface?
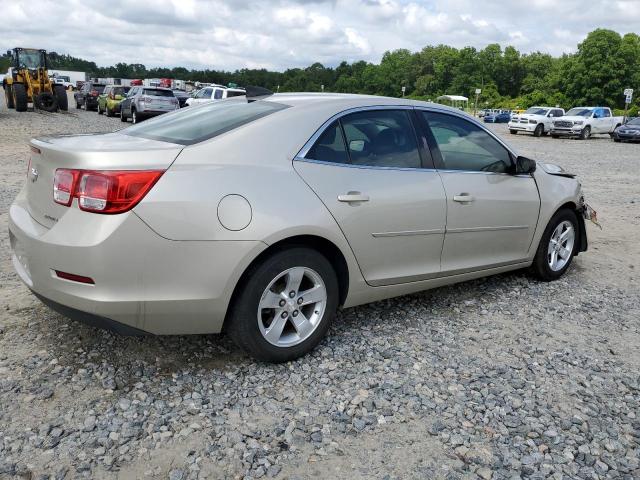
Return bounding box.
[550,107,624,140]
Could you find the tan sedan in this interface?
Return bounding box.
[9,92,590,362]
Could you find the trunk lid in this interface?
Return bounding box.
[27,132,183,229]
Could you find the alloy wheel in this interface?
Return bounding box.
[547,220,575,271]
[257,266,327,347]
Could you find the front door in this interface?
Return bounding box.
[418,110,540,274]
[294,108,447,286]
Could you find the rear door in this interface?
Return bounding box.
[294,107,447,286]
[418,109,540,274]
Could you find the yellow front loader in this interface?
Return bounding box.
[3,48,68,112]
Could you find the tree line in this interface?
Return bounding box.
[2,29,638,113]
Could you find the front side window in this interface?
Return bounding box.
[340,110,421,168]
[305,121,349,164]
[124,98,288,145]
[421,111,512,173]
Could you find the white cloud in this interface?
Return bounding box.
[0,0,637,71]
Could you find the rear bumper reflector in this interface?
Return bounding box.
[55,270,95,285]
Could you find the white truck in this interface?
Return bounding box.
[184,85,246,106]
[550,107,624,140]
[48,69,86,90]
[508,106,565,137]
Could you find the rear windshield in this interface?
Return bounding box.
[143,89,174,97]
[123,98,289,145]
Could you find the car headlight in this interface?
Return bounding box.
[529,120,537,124]
[573,121,583,125]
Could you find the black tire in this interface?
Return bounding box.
[613,138,621,143]
[131,108,138,124]
[75,97,81,109]
[551,134,559,139]
[54,85,68,111]
[5,84,15,108]
[579,126,591,140]
[227,247,339,363]
[13,83,28,112]
[120,108,128,122]
[533,124,544,137]
[34,92,58,112]
[529,209,578,282]
[509,129,517,135]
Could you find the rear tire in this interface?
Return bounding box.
[120,108,128,122]
[54,85,68,111]
[529,209,578,282]
[533,124,544,137]
[34,92,58,112]
[227,247,339,363]
[5,84,15,108]
[131,108,138,124]
[84,98,90,111]
[13,83,28,112]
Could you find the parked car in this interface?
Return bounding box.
[185,85,246,106]
[551,107,624,140]
[172,89,190,108]
[74,82,106,111]
[8,93,593,362]
[97,85,131,117]
[508,106,565,137]
[484,110,511,123]
[119,86,179,123]
[51,76,74,90]
[612,117,640,142]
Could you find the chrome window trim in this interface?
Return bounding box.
[295,103,524,176]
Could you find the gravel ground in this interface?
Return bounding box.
[1,93,639,480]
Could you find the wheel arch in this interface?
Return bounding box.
[223,234,350,332]
[553,201,587,254]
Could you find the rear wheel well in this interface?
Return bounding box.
[223,235,350,331]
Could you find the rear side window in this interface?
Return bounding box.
[124,98,289,145]
[341,110,421,169]
[421,111,512,173]
[305,121,349,164]
[214,89,223,100]
[143,89,174,97]
[226,90,246,98]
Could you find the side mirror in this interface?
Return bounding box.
[515,156,536,175]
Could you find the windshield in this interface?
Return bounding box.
[626,117,640,125]
[124,98,288,145]
[143,89,174,97]
[566,108,593,117]
[524,107,549,115]
[17,49,44,69]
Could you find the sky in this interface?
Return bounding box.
[2,0,639,71]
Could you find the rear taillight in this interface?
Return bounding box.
[53,169,164,214]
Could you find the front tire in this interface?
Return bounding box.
[13,83,28,112]
[533,124,544,137]
[529,209,578,281]
[509,129,517,135]
[54,85,68,111]
[227,247,339,362]
[579,126,591,140]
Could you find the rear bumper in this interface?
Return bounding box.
[8,189,266,335]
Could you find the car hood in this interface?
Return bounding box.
[512,113,544,120]
[555,116,588,123]
[617,124,640,132]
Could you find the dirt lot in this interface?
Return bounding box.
[0,93,639,480]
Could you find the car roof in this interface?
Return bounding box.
[267,92,455,111]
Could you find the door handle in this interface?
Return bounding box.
[338,192,370,203]
[453,194,475,203]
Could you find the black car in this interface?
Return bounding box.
[74,82,106,111]
[613,117,640,142]
[172,89,190,107]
